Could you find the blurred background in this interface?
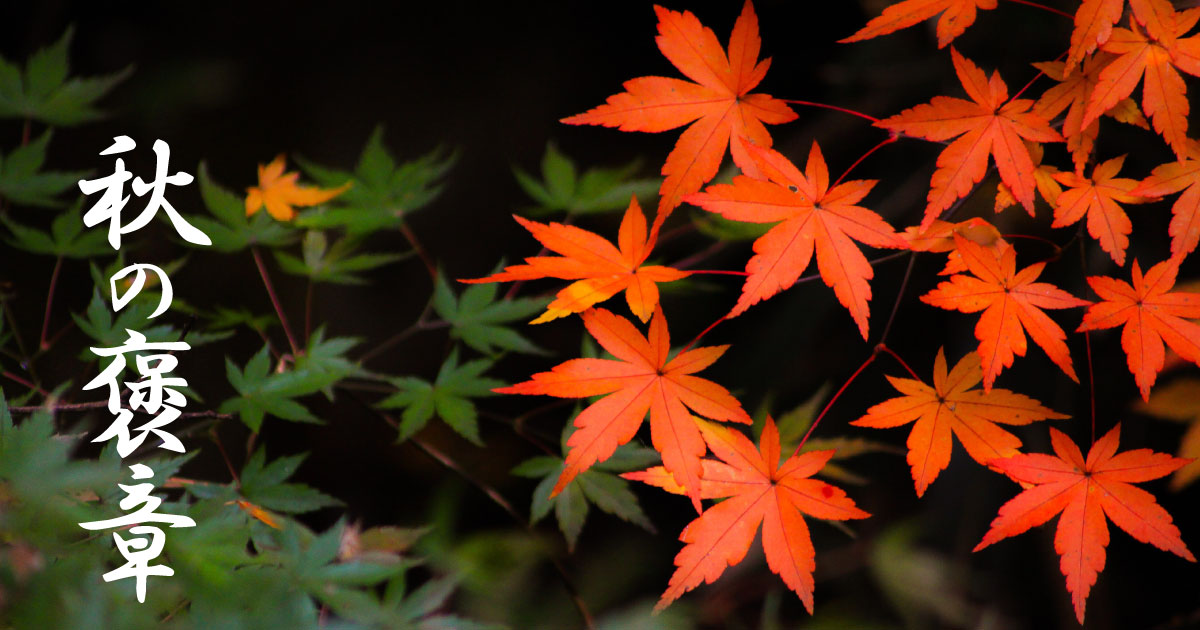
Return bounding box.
[2,1,1198,628]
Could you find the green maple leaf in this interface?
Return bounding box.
[433,270,548,356]
[514,142,659,216]
[0,27,131,126]
[378,350,502,446]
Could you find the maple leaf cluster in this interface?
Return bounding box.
[470,0,1200,622]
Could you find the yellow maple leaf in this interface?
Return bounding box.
[245,154,351,221]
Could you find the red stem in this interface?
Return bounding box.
[679,315,727,355]
[686,269,749,277]
[251,246,302,358]
[782,99,880,124]
[833,134,899,188]
[793,353,876,456]
[1003,0,1074,20]
[39,256,63,350]
[2,371,48,397]
[876,344,921,381]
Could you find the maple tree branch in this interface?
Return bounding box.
[398,220,438,281]
[209,426,241,486]
[671,240,727,271]
[1,296,41,390]
[304,279,314,345]
[781,99,880,124]
[833,133,899,188]
[876,343,921,381]
[1077,227,1097,446]
[251,246,302,358]
[1,371,48,397]
[358,299,449,365]
[793,353,876,457]
[1002,0,1074,20]
[687,269,748,277]
[878,252,917,346]
[38,255,63,351]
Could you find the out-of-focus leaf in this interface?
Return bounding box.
[180,162,295,252]
[0,27,131,126]
[378,350,502,445]
[433,269,548,356]
[0,131,89,207]
[515,142,660,216]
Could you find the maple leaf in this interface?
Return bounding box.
[495,306,751,511]
[1063,0,1123,75]
[974,424,1195,623]
[623,416,869,612]
[839,0,997,49]
[1077,258,1200,401]
[1033,54,1150,172]
[1133,139,1200,260]
[1051,155,1150,266]
[904,217,1008,275]
[1081,12,1200,161]
[877,48,1062,229]
[993,140,1064,213]
[461,197,689,324]
[852,348,1066,497]
[684,141,906,338]
[921,235,1091,390]
[245,154,351,221]
[561,2,796,230]
[1138,378,1200,490]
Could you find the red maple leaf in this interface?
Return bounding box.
[684,140,906,338]
[877,48,1062,229]
[461,197,689,323]
[852,348,1066,496]
[495,306,750,511]
[1081,10,1200,161]
[1051,154,1150,266]
[561,2,796,232]
[1133,139,1200,261]
[1077,258,1200,400]
[839,0,997,49]
[974,424,1195,623]
[623,416,869,612]
[921,235,1091,390]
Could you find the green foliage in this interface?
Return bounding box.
[513,142,659,216]
[3,199,109,257]
[295,126,455,235]
[183,162,295,252]
[378,350,503,446]
[221,344,321,431]
[0,130,89,207]
[275,230,404,285]
[432,271,548,356]
[510,422,658,551]
[0,27,130,126]
[238,448,342,515]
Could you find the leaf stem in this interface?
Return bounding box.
[686,269,748,277]
[1077,226,1096,446]
[1,371,47,397]
[793,353,876,457]
[680,315,727,355]
[671,240,727,271]
[304,279,314,345]
[209,426,241,486]
[251,246,302,358]
[878,252,917,345]
[876,343,921,381]
[39,255,63,351]
[833,133,899,188]
[1002,0,1074,19]
[398,220,437,280]
[781,99,880,124]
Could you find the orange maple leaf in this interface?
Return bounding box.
[1077,258,1200,401]
[561,2,796,232]
[993,140,1064,213]
[921,235,1091,390]
[839,0,997,49]
[461,197,689,324]
[877,48,1062,230]
[1052,155,1150,266]
[852,348,1066,497]
[1063,0,1123,75]
[1033,54,1150,172]
[974,424,1195,623]
[1133,140,1200,260]
[904,217,1009,275]
[245,154,350,221]
[495,306,751,511]
[623,416,869,612]
[1081,11,1200,160]
[684,141,906,338]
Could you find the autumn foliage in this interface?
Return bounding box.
[473,0,1200,624]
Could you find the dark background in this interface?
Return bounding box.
[2,1,1198,628]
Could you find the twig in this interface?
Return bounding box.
[39,255,63,350]
[251,246,302,358]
